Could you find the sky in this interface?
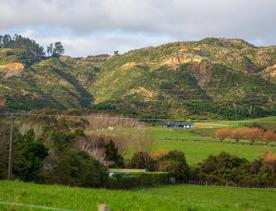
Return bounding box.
[0,0,275,57]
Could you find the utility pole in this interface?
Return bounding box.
[7,116,14,180]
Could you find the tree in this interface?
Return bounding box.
[129,151,156,171]
[263,130,276,145]
[46,42,64,57]
[13,129,48,182]
[43,149,108,187]
[230,128,246,143]
[0,34,45,63]
[243,128,264,145]
[2,34,12,48]
[215,128,231,142]
[114,50,119,56]
[52,42,64,57]
[158,150,189,180]
[0,35,3,48]
[46,43,53,56]
[104,140,124,168]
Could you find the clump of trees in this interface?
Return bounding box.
[128,150,189,180]
[128,149,276,188]
[190,152,276,187]
[215,127,276,145]
[46,42,64,57]
[0,34,65,64]
[0,34,44,64]
[0,115,108,187]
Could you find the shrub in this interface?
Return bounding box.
[158,150,189,180]
[104,140,125,168]
[193,152,276,187]
[43,150,108,187]
[129,151,157,171]
[215,128,231,142]
[13,129,48,182]
[105,172,169,189]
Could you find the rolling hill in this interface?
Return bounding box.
[0,38,275,120]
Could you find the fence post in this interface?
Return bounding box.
[98,204,110,211]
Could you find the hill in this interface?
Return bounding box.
[0,37,276,120]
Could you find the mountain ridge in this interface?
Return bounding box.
[0,37,275,120]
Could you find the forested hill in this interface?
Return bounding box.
[0,35,275,120]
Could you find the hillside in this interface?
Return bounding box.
[94,38,276,120]
[0,38,276,120]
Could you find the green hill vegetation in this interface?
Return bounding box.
[0,35,276,120]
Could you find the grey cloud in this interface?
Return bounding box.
[0,0,275,56]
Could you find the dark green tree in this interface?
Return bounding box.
[129,151,156,171]
[13,129,48,182]
[104,140,124,168]
[158,150,189,179]
[46,43,53,56]
[52,42,64,57]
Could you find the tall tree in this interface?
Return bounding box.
[52,42,64,57]
[46,43,53,57]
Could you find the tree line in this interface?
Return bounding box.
[0,112,275,189]
[215,127,276,145]
[0,34,65,64]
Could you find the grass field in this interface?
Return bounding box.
[148,127,276,165]
[196,116,276,129]
[154,139,276,165]
[0,181,276,211]
[114,126,276,165]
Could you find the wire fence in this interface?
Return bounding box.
[177,180,276,189]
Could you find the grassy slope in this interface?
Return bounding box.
[1,56,98,110]
[0,181,275,211]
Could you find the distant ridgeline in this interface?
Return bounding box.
[0,35,276,120]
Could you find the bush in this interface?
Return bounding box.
[129,152,157,171]
[43,150,108,187]
[13,129,48,182]
[192,152,276,187]
[105,172,169,189]
[158,150,189,180]
[104,140,125,168]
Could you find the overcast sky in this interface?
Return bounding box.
[0,0,275,57]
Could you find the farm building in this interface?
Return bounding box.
[163,122,194,128]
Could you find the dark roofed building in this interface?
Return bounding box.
[163,122,194,128]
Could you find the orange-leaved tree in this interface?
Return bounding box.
[215,128,231,142]
[243,128,264,145]
[230,128,246,143]
[263,130,276,145]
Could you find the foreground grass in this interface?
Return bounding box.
[0,181,276,211]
